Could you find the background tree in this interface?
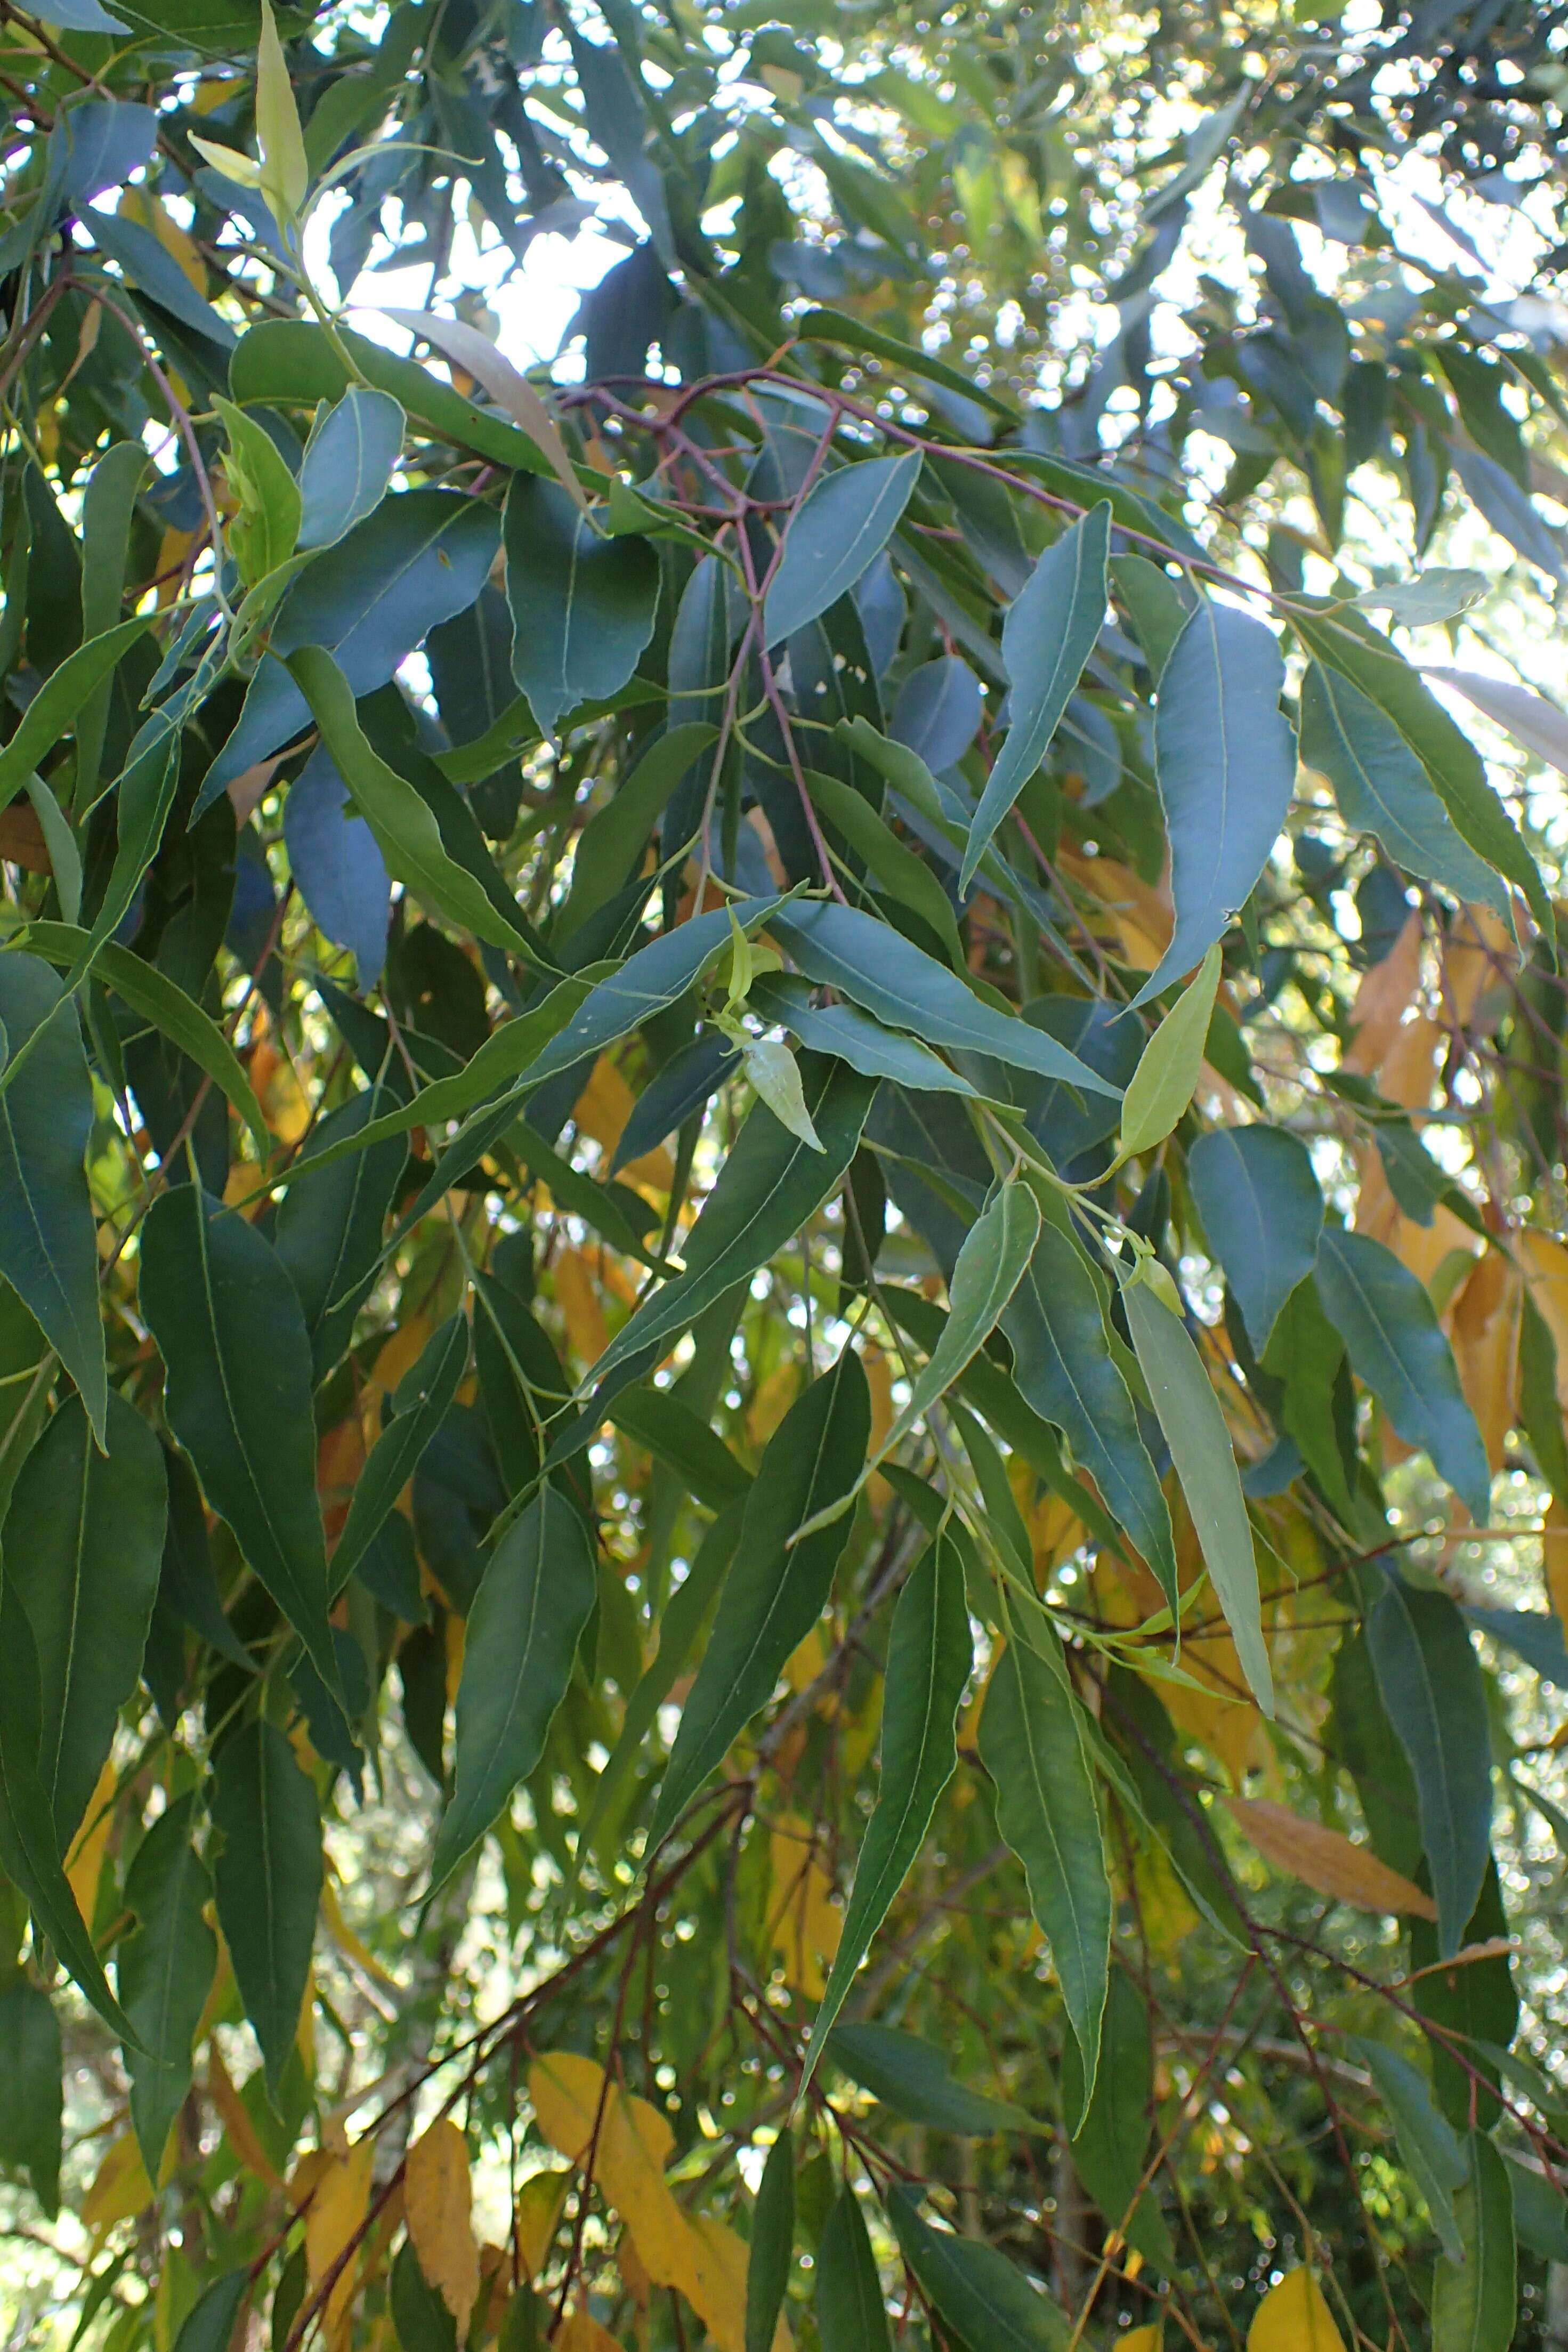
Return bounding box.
[1,1,1567,2348]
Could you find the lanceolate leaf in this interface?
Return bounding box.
[961,500,1110,892]
[1315,1227,1491,1525]
[331,1315,470,1594]
[1365,1572,1492,1959]
[745,2130,795,2352]
[764,451,923,647]
[0,1980,61,2214]
[828,2023,1036,2135]
[1188,1126,1324,1355]
[1433,2133,1517,2352]
[1001,1221,1177,1605]
[816,2188,892,2352]
[885,2186,1065,2352]
[1064,1967,1172,2265]
[869,1186,1040,1477]
[0,952,107,1441]
[212,1721,322,2096]
[801,1532,971,2087]
[3,1390,165,1846]
[1299,663,1507,911]
[428,1487,597,1892]
[140,1187,341,1697]
[1351,2038,1466,2262]
[0,616,148,814]
[1117,941,1222,1160]
[504,476,661,737]
[770,903,1121,1095]
[979,1631,1110,2116]
[118,1792,217,2177]
[1135,599,1296,1006]
[650,1349,869,1846]
[1124,1276,1273,1716]
[297,385,406,551]
[748,972,976,1097]
[587,1057,878,1393]
[274,1088,407,1378]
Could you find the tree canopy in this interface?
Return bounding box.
[2,1,1568,2348]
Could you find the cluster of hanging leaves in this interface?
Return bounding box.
[5,0,1568,2346]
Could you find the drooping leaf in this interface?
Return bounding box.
[283,746,392,987]
[1124,1274,1273,1715]
[827,2023,1036,2136]
[1001,1221,1177,1604]
[1135,599,1296,1006]
[1349,2038,1465,2262]
[297,387,407,551]
[0,952,107,1441]
[428,1487,597,1892]
[961,501,1110,892]
[1188,1126,1325,1355]
[745,2130,794,2352]
[885,2186,1068,2352]
[0,1979,62,2214]
[815,2188,892,2352]
[801,1532,971,2083]
[504,476,660,737]
[1315,1226,1491,1525]
[274,1087,407,1378]
[211,1719,322,2096]
[979,1630,1110,2116]
[749,972,976,1097]
[1062,1967,1172,2266]
[1365,1572,1492,1959]
[764,451,923,647]
[171,2275,249,2352]
[1433,2132,1517,2352]
[405,2118,480,2338]
[650,1349,869,1845]
[1225,1796,1436,1922]
[0,618,149,815]
[331,1316,470,1594]
[140,1186,341,1696]
[1117,941,1222,1161]
[1247,2267,1346,2352]
[118,1791,217,2177]
[2,1390,165,1846]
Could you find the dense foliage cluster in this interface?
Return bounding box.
[3,0,1568,2347]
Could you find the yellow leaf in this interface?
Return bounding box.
[553,1249,608,1367]
[306,2140,374,2351]
[556,2311,621,2352]
[529,2054,685,2286]
[83,2130,153,2233]
[1248,2266,1346,2352]
[207,2042,285,2192]
[767,1819,840,2001]
[690,2213,792,2352]
[405,2119,480,2338]
[1120,2329,1161,2352]
[1225,1798,1436,1921]
[65,1753,117,1930]
[514,2168,570,2280]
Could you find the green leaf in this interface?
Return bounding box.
[297,386,405,552]
[764,452,923,647]
[769,904,1121,1095]
[1502,2159,1568,2264]
[1314,1227,1491,1525]
[745,2130,795,2352]
[1117,942,1222,1160]
[1365,1572,1491,1959]
[1262,1276,1357,1521]
[741,1036,822,1151]
[1063,1967,1173,2266]
[254,0,308,217]
[961,502,1110,893]
[561,722,717,929]
[330,1315,470,1595]
[1134,599,1296,1006]
[1188,1126,1325,1355]
[801,1533,971,2085]
[0,1978,61,2214]
[748,972,975,1097]
[428,1486,597,1893]
[796,309,1017,422]
[3,1391,165,1846]
[650,1348,869,1847]
[391,2239,456,2352]
[75,441,150,803]
[587,1056,877,1394]
[1300,663,1506,911]
[0,1599,135,2043]
[1349,2038,1466,2263]
[1355,570,1488,627]
[610,1385,750,1511]
[213,394,301,583]
[274,1088,407,1378]
[1518,1288,1568,1498]
[172,2275,249,2352]
[118,1791,217,2178]
[815,2188,891,2352]
[140,1186,341,1698]
[0,952,107,1441]
[285,647,537,960]
[869,1187,1039,1483]
[1111,552,1193,680]
[1001,1222,1177,1606]
[211,1720,322,2096]
[0,616,148,816]
[803,766,965,965]
[503,476,660,737]
[885,2186,1069,2351]
[1433,2132,1517,2352]
[826,2023,1036,2136]
[1292,605,1547,935]
[1123,1275,1273,1715]
[978,1628,1110,2117]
